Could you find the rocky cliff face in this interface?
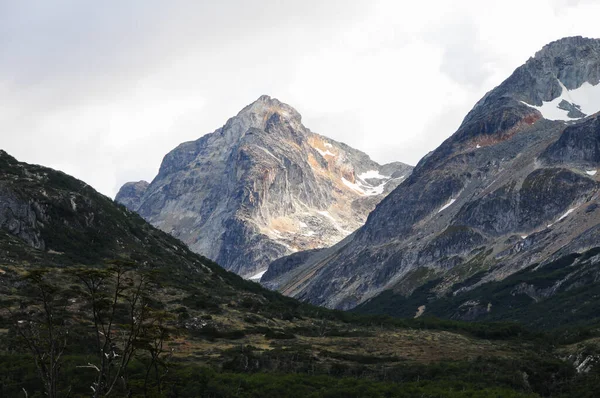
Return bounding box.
[115,180,149,211]
[268,36,600,311]
[116,96,412,278]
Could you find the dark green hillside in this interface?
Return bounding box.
[356,247,600,330]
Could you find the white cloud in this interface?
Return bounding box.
[1,1,600,197]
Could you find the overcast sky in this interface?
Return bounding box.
[2,0,600,198]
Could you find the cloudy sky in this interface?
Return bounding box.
[2,0,599,197]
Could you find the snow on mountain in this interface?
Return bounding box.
[522,80,600,121]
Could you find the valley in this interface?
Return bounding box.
[3,36,600,397]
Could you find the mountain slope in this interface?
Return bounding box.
[356,245,600,329]
[271,36,600,312]
[116,95,411,278]
[1,150,584,397]
[0,149,243,295]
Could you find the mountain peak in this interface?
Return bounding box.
[257,94,275,102]
[115,180,149,208]
[268,36,600,311]
[533,36,600,60]
[117,93,412,277]
[452,36,600,146]
[236,95,302,125]
[527,36,600,88]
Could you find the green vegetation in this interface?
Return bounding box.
[2,265,597,397]
[356,247,600,330]
[0,355,546,397]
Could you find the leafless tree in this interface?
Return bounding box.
[140,309,174,397]
[12,269,70,398]
[11,262,171,397]
[74,261,159,397]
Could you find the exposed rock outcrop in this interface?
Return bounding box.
[116,96,412,277]
[115,180,149,211]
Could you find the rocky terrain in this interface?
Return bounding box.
[3,149,590,397]
[266,36,600,314]
[356,245,600,329]
[116,96,411,278]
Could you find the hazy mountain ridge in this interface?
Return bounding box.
[270,36,600,313]
[116,95,412,277]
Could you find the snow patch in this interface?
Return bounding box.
[316,148,336,157]
[414,305,426,318]
[358,170,389,180]
[557,208,576,222]
[521,80,600,121]
[303,230,316,237]
[354,170,394,196]
[354,178,388,196]
[364,183,386,196]
[521,235,528,240]
[547,207,578,229]
[476,144,481,149]
[324,142,333,148]
[586,170,597,176]
[437,199,456,213]
[249,270,267,281]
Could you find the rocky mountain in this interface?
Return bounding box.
[116,96,412,278]
[3,150,584,397]
[356,245,600,329]
[267,36,600,313]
